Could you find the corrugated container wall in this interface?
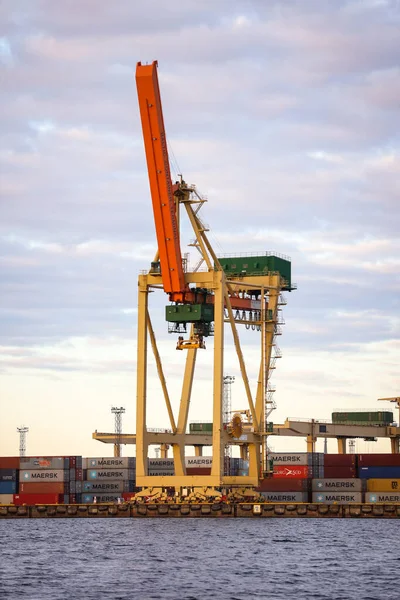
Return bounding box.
[312,479,363,492]
[312,492,362,504]
[366,479,400,492]
[365,492,400,503]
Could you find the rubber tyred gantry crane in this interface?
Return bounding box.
[135,61,295,491]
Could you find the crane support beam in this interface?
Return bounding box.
[136,61,186,296]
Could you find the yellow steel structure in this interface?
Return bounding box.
[134,61,290,490]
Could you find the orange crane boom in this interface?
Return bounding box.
[135,61,187,298]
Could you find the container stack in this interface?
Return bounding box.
[148,458,174,477]
[269,452,325,479]
[14,456,81,505]
[185,456,212,476]
[323,454,357,478]
[82,457,136,503]
[359,454,400,503]
[0,457,19,504]
[312,478,363,504]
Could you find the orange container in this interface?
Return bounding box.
[19,482,66,494]
[0,457,20,469]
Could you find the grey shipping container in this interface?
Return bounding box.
[20,457,68,470]
[148,459,174,470]
[312,492,363,504]
[312,479,363,492]
[365,492,400,503]
[87,469,135,481]
[261,492,308,502]
[83,481,134,493]
[149,471,175,476]
[86,457,136,469]
[269,453,324,466]
[0,469,17,482]
[81,494,122,504]
[19,470,69,482]
[185,457,213,467]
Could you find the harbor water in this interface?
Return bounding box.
[1,519,399,599]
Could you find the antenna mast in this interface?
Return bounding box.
[111,407,125,457]
[17,426,29,457]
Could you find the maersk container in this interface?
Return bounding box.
[366,479,400,492]
[148,459,174,470]
[358,454,400,467]
[87,469,134,481]
[19,457,68,470]
[261,492,308,503]
[185,456,213,468]
[81,494,121,504]
[359,466,400,479]
[268,453,324,466]
[19,470,69,482]
[149,471,175,476]
[86,457,136,469]
[312,479,363,492]
[312,492,363,504]
[365,492,400,503]
[0,494,14,504]
[0,481,17,494]
[0,469,17,482]
[82,481,134,493]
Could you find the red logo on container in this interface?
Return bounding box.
[35,460,51,467]
[273,465,309,478]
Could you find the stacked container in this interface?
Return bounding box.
[312,478,363,504]
[268,452,324,479]
[148,458,174,477]
[185,456,212,476]
[324,454,357,479]
[359,454,400,503]
[15,457,73,505]
[82,457,136,503]
[0,457,19,504]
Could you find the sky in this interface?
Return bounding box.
[1,0,399,459]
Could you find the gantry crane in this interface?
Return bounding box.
[135,61,295,490]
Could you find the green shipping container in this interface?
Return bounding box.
[189,423,213,433]
[332,411,393,425]
[217,253,292,290]
[166,304,214,323]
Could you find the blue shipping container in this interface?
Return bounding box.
[0,481,17,494]
[0,469,17,482]
[359,466,400,479]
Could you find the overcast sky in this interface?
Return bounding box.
[1,0,399,458]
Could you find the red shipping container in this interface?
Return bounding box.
[323,466,356,478]
[324,455,356,467]
[0,457,20,469]
[13,493,61,505]
[358,454,400,467]
[186,468,212,476]
[19,482,66,494]
[257,478,309,492]
[273,465,309,479]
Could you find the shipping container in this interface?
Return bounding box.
[365,492,400,503]
[258,478,309,492]
[186,468,212,476]
[19,482,67,494]
[268,453,310,466]
[148,471,175,477]
[86,457,136,469]
[19,457,69,470]
[332,411,393,425]
[366,479,400,492]
[0,457,20,469]
[324,454,356,467]
[0,469,17,482]
[312,479,363,492]
[13,493,61,505]
[323,466,356,479]
[87,469,135,481]
[19,470,69,482]
[148,459,174,470]
[0,494,14,504]
[261,492,308,502]
[185,457,213,468]
[359,466,400,479]
[189,423,213,433]
[358,454,400,467]
[82,481,135,493]
[81,494,122,504]
[0,481,17,494]
[273,465,309,478]
[312,492,363,504]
